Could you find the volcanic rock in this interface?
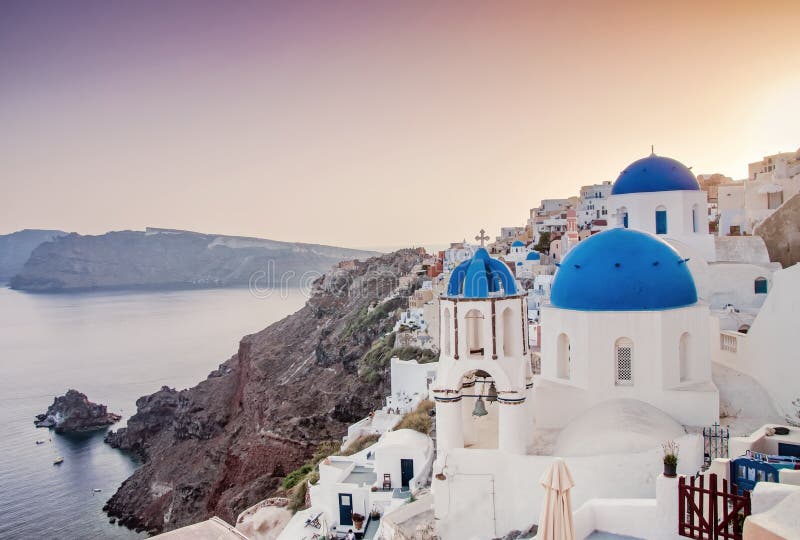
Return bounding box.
[35,389,121,433]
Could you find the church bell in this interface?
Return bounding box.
[486,382,498,403]
[472,396,488,417]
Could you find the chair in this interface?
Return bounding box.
[382,474,391,490]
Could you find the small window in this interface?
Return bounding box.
[615,338,633,386]
[655,207,667,235]
[754,277,768,294]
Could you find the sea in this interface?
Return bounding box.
[0,285,308,540]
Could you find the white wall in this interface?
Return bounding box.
[374,439,433,490]
[433,435,703,540]
[390,357,435,406]
[712,264,800,419]
[537,304,718,428]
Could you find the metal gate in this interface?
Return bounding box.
[703,423,729,467]
[678,473,751,540]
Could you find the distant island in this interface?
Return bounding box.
[0,229,67,282]
[8,227,379,292]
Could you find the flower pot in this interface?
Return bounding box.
[664,462,677,477]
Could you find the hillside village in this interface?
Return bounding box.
[153,149,800,540]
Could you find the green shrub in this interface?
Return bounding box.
[288,481,308,512]
[341,433,380,456]
[282,463,313,490]
[394,400,434,435]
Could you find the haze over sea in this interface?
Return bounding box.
[0,286,307,540]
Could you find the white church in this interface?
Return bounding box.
[430,152,797,539]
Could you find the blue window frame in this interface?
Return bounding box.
[655,210,667,234]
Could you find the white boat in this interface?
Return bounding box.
[93,488,102,493]
[53,457,64,465]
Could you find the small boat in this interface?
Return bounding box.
[53,457,64,465]
[35,440,45,445]
[93,488,102,493]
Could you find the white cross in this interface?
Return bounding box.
[475,229,490,247]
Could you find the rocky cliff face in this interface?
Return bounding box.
[0,229,66,281]
[755,192,800,268]
[10,227,378,292]
[103,250,421,534]
[35,389,121,433]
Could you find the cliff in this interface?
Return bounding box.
[35,389,121,433]
[755,193,800,268]
[0,229,66,281]
[103,250,422,534]
[10,227,378,292]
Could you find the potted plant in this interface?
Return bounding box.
[662,440,679,477]
[369,507,381,521]
[352,512,365,530]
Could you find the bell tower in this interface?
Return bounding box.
[432,239,533,458]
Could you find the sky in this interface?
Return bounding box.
[1,1,799,249]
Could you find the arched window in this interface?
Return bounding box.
[442,308,451,356]
[615,338,633,386]
[692,204,700,233]
[655,206,668,235]
[754,277,768,294]
[557,333,570,379]
[502,307,515,357]
[679,332,690,382]
[465,309,485,357]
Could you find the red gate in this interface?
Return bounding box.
[678,473,751,540]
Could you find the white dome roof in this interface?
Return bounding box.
[553,399,686,457]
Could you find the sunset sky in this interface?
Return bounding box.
[2,1,799,249]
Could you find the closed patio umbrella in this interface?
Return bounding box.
[537,457,575,540]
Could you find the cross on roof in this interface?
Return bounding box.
[475,229,490,247]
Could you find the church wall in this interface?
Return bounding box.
[610,190,715,260]
[538,305,718,428]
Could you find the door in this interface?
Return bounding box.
[400,459,414,488]
[338,493,353,526]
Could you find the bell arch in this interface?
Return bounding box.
[442,307,452,356]
[502,306,516,357]
[464,309,485,358]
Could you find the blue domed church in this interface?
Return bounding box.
[534,227,719,429]
[608,152,716,262]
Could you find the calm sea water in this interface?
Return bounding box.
[0,286,307,540]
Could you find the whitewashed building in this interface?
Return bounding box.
[536,228,719,428]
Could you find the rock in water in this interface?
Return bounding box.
[35,389,121,433]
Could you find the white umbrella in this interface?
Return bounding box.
[537,458,575,540]
[320,514,329,539]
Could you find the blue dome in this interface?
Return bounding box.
[447,248,518,298]
[526,251,541,261]
[511,240,525,247]
[550,229,697,311]
[611,154,699,195]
